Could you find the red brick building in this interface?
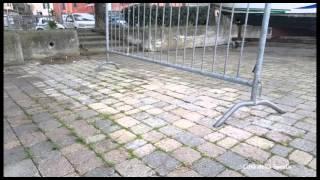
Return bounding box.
[111,3,129,11]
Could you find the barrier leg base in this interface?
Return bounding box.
[95,61,119,71]
[213,99,285,128]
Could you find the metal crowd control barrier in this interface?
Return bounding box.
[95,4,120,70]
[97,3,285,127]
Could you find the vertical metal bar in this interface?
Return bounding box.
[153,4,158,61]
[149,4,152,58]
[137,4,140,53]
[105,3,110,61]
[223,3,235,75]
[122,7,125,53]
[175,4,181,65]
[201,3,211,70]
[118,10,121,52]
[114,9,117,51]
[237,3,250,77]
[142,3,146,56]
[132,4,135,54]
[212,3,222,70]
[251,3,272,103]
[127,5,130,54]
[183,3,190,66]
[160,4,166,62]
[109,8,113,51]
[167,4,173,63]
[191,5,199,68]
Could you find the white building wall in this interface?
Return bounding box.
[30,3,53,16]
[4,3,14,10]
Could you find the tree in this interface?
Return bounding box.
[95,3,106,30]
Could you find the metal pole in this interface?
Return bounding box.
[142,3,146,56]
[127,6,130,54]
[148,4,152,58]
[132,5,135,54]
[153,4,158,61]
[114,9,117,51]
[118,10,121,51]
[183,4,190,66]
[201,3,211,70]
[223,3,235,75]
[167,4,172,63]
[95,3,119,70]
[213,99,285,127]
[213,3,285,128]
[212,3,222,70]
[137,4,140,53]
[236,3,250,77]
[251,3,271,103]
[160,5,165,62]
[106,4,110,60]
[122,7,125,53]
[191,5,199,68]
[174,4,181,65]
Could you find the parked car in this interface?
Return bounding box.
[109,16,127,28]
[3,15,14,27]
[64,13,95,29]
[36,17,65,30]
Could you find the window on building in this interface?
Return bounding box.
[42,3,50,9]
[73,3,77,7]
[62,3,65,10]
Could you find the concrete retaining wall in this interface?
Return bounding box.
[110,15,264,51]
[18,30,80,60]
[4,30,80,65]
[4,31,24,66]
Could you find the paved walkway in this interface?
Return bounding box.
[4,43,316,177]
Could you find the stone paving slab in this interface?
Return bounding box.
[4,159,41,177]
[3,42,316,177]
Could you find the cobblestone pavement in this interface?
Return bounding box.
[4,43,316,177]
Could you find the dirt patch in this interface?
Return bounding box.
[39,55,89,65]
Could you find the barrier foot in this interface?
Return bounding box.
[213,99,285,128]
[95,61,119,71]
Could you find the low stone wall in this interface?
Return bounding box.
[126,25,231,51]
[109,15,264,51]
[4,30,80,65]
[4,31,24,66]
[18,30,80,60]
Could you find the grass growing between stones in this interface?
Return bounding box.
[47,139,61,151]
[127,149,138,160]
[99,113,114,122]
[136,134,143,139]
[25,147,33,159]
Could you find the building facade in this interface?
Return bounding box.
[5,3,33,15]
[14,3,33,15]
[30,3,53,16]
[3,3,18,15]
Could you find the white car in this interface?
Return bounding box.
[36,17,65,30]
[64,13,95,29]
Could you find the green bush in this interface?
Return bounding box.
[123,4,216,27]
[48,20,57,29]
